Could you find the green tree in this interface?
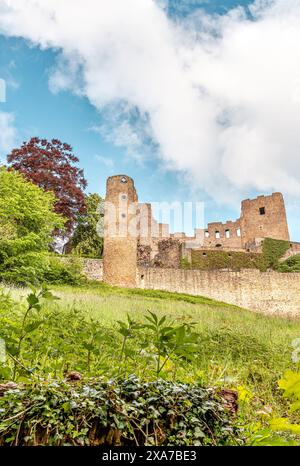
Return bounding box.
[0,167,65,283]
[70,193,103,258]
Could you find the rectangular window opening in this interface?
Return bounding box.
[259,207,265,215]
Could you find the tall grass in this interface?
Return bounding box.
[3,283,300,419]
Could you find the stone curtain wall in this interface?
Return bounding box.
[82,259,103,281]
[59,257,103,281]
[138,267,300,316]
[61,256,300,316]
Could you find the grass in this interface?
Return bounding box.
[3,282,300,421]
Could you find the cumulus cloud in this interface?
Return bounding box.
[0,111,16,163]
[0,0,300,203]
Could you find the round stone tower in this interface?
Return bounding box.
[103,175,138,287]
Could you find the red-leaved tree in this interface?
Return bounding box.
[7,137,87,232]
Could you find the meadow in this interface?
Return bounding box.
[0,283,300,445]
[2,282,300,421]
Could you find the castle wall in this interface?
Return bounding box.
[138,267,300,316]
[59,257,103,281]
[82,258,103,281]
[241,193,290,246]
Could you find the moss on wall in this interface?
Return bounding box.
[180,257,191,269]
[188,238,290,272]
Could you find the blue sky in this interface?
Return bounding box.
[0,0,300,239]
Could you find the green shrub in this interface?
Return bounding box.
[277,254,300,273]
[43,255,83,285]
[0,253,83,286]
[262,238,290,270]
[0,376,242,446]
[0,168,65,285]
[188,238,290,272]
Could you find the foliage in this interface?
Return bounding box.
[277,254,300,273]
[70,193,104,258]
[180,257,191,269]
[262,238,290,270]
[43,255,83,285]
[0,168,65,285]
[0,284,297,395]
[7,137,87,232]
[0,376,241,446]
[142,311,199,378]
[116,314,142,377]
[188,238,290,272]
[1,283,300,446]
[0,289,200,382]
[0,167,63,245]
[190,249,264,271]
[249,365,300,445]
[0,286,57,381]
[278,370,300,414]
[0,252,83,286]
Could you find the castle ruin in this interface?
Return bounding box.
[103,174,290,285]
[101,175,300,315]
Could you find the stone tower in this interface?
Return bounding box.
[103,175,138,287]
[240,192,290,246]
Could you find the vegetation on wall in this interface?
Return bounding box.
[190,250,263,271]
[262,238,290,270]
[277,254,300,273]
[187,238,291,272]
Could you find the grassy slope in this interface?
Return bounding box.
[8,282,300,418]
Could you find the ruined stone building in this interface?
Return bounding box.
[102,175,300,316]
[103,174,293,285]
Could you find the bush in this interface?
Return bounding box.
[43,255,83,285]
[188,238,290,272]
[277,254,300,273]
[262,238,290,270]
[0,253,83,286]
[0,168,65,285]
[0,376,242,446]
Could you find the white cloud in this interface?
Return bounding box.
[0,111,16,163]
[0,0,300,204]
[95,154,114,169]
